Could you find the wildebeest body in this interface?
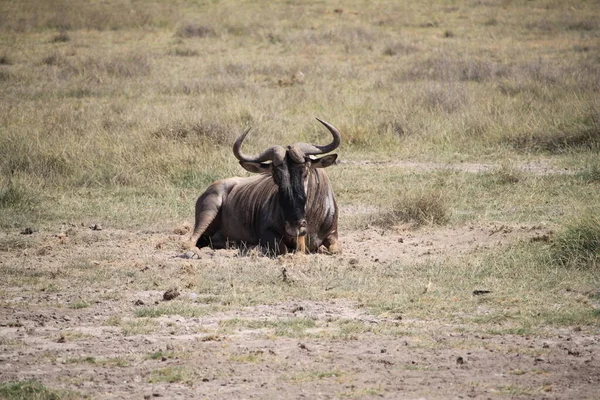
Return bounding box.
[189,118,341,255]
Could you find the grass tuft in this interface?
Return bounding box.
[0,380,60,400]
[0,54,12,65]
[507,110,600,154]
[176,23,215,38]
[135,301,211,318]
[552,215,600,269]
[372,190,449,228]
[576,160,600,184]
[69,300,90,309]
[167,47,199,57]
[152,119,234,145]
[51,31,70,43]
[41,52,64,66]
[382,41,418,56]
[484,164,523,186]
[0,181,37,210]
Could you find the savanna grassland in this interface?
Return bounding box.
[1,1,599,399]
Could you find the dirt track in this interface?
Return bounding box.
[1,220,599,399]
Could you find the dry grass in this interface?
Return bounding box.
[0,0,598,347]
[371,189,449,228]
[552,214,600,269]
[175,23,216,39]
[0,0,600,398]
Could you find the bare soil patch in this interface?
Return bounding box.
[1,220,598,399]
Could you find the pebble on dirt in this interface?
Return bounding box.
[163,288,180,301]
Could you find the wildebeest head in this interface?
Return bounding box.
[233,118,340,238]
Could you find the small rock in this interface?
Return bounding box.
[90,224,102,231]
[134,299,145,306]
[298,343,309,351]
[291,306,304,313]
[456,356,465,365]
[163,288,180,301]
[180,251,197,259]
[20,227,37,235]
[173,226,190,235]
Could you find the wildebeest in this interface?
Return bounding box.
[188,118,341,256]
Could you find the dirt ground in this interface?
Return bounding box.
[1,214,598,399]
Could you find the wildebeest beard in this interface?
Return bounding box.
[277,155,308,237]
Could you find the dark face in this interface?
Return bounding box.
[239,152,338,238]
[273,153,310,238]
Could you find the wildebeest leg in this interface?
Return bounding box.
[260,229,288,256]
[188,188,223,256]
[322,232,341,254]
[195,231,227,249]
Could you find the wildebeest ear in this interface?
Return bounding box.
[309,154,338,169]
[239,161,273,174]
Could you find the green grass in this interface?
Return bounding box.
[552,214,600,269]
[0,380,77,400]
[228,351,265,363]
[146,351,176,361]
[134,301,214,318]
[69,300,90,309]
[119,318,160,336]
[219,317,317,337]
[66,356,96,364]
[288,369,345,382]
[147,366,196,385]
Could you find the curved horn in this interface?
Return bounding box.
[233,128,286,165]
[292,118,342,156]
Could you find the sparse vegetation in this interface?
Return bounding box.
[553,215,600,269]
[51,31,70,43]
[147,366,196,384]
[69,300,90,309]
[176,22,215,38]
[0,0,599,398]
[371,189,449,228]
[134,301,213,318]
[218,317,316,337]
[0,380,63,400]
